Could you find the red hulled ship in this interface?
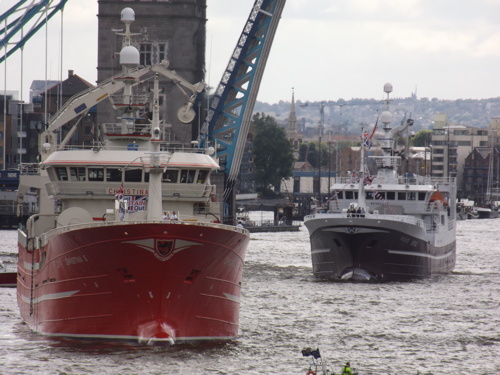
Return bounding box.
[16,8,249,344]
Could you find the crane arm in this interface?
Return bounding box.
[42,61,204,146]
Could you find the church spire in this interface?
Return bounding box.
[288,87,297,132]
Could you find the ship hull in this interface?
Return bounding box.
[17,222,249,343]
[304,215,456,281]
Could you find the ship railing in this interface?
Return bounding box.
[306,211,425,228]
[39,218,248,245]
[19,163,41,176]
[54,142,215,155]
[370,155,401,169]
[332,175,456,187]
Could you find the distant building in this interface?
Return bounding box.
[431,124,488,197]
[462,147,500,203]
[40,70,96,148]
[488,117,500,146]
[286,89,304,154]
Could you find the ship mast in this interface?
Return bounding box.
[147,75,167,221]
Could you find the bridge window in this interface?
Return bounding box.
[163,169,178,183]
[88,168,104,182]
[386,191,395,200]
[196,169,209,184]
[70,167,86,181]
[106,168,122,182]
[397,192,406,200]
[418,192,426,201]
[55,167,68,181]
[125,169,142,182]
[180,169,195,183]
[375,191,386,200]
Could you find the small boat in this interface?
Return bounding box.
[301,347,359,375]
[303,83,457,281]
[475,206,500,219]
[16,8,249,344]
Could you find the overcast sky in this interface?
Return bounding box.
[2,0,500,104]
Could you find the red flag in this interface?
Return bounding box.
[369,116,379,140]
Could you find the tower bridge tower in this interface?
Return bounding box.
[97,0,207,144]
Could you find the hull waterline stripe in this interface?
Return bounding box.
[387,249,455,260]
[32,331,234,342]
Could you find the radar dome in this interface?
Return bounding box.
[120,45,140,67]
[121,8,135,24]
[380,110,393,125]
[383,82,393,94]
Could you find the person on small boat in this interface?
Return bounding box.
[341,362,353,375]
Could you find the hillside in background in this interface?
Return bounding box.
[254,97,500,136]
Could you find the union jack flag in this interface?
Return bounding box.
[115,183,124,201]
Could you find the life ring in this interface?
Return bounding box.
[306,371,316,375]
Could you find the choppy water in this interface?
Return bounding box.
[0,217,499,375]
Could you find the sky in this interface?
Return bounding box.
[1,0,500,104]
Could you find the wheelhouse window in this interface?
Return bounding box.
[88,168,104,182]
[106,168,122,182]
[55,167,68,181]
[163,169,178,183]
[180,169,195,183]
[70,167,86,181]
[125,169,142,182]
[397,192,406,200]
[344,191,358,200]
[196,169,209,184]
[386,191,395,200]
[418,192,426,201]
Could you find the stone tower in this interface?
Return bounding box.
[96,0,207,145]
[287,88,302,154]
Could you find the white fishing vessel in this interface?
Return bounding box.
[304,84,456,281]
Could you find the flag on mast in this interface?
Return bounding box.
[115,183,124,201]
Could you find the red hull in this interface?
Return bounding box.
[17,222,249,343]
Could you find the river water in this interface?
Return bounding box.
[0,217,498,375]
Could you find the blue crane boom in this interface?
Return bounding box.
[200,0,286,223]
